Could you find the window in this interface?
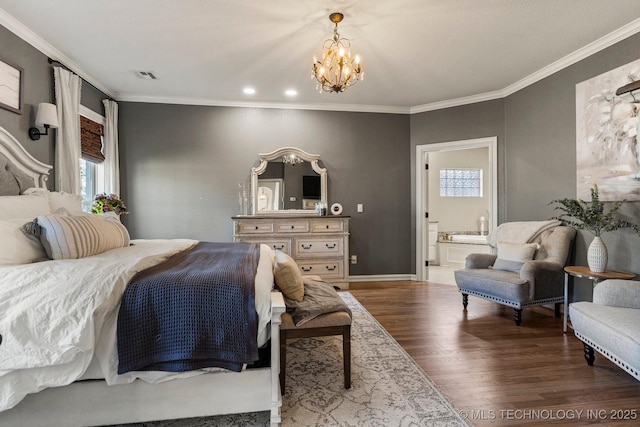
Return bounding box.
[439,168,483,197]
[79,110,105,210]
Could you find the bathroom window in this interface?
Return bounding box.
[439,168,483,197]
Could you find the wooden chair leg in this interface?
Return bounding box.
[554,302,561,318]
[583,343,595,366]
[462,293,468,310]
[279,330,287,393]
[343,325,351,389]
[514,308,522,326]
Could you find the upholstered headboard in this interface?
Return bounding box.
[0,126,51,195]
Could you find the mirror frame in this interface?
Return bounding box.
[251,147,327,215]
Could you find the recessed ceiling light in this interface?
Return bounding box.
[285,89,297,97]
[243,87,256,95]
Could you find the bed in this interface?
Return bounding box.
[0,126,285,427]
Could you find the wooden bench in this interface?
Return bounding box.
[279,310,352,393]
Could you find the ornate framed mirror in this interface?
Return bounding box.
[251,147,327,215]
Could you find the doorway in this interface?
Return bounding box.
[415,137,498,282]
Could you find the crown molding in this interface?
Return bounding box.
[3,7,640,115]
[409,89,507,114]
[116,94,411,114]
[0,8,117,99]
[501,17,640,97]
[409,17,640,114]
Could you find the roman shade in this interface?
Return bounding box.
[80,115,104,163]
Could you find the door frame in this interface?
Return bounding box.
[415,136,498,281]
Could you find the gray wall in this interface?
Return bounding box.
[410,99,507,272]
[118,103,411,276]
[504,31,640,301]
[0,26,108,189]
[4,21,640,298]
[0,25,55,186]
[409,33,640,301]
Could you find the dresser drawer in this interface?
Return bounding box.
[276,220,310,233]
[297,260,344,279]
[235,237,291,254]
[310,219,345,233]
[294,238,343,257]
[237,221,274,234]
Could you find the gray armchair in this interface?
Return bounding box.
[454,222,576,325]
[570,279,640,380]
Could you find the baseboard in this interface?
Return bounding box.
[348,274,417,282]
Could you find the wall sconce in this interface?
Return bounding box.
[615,80,640,103]
[29,102,59,140]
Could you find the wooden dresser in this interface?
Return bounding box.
[232,215,350,287]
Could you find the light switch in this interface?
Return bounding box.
[357,204,363,213]
[289,197,296,201]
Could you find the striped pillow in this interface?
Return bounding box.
[33,213,130,259]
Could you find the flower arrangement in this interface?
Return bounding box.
[90,193,128,215]
[549,184,639,237]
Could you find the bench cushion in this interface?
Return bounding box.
[281,311,351,330]
[455,268,529,302]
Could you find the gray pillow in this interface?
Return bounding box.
[492,258,525,273]
[0,156,35,196]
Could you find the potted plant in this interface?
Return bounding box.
[91,193,128,216]
[549,184,640,272]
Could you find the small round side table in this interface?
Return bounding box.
[563,266,635,332]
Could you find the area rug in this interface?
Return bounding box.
[114,292,469,427]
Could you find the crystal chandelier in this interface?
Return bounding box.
[282,153,303,165]
[312,12,363,93]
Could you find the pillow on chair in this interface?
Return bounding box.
[273,250,305,302]
[493,241,539,273]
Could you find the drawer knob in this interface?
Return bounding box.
[301,266,313,272]
[255,226,259,230]
[291,225,295,229]
[273,244,285,250]
[301,244,313,250]
[326,225,329,229]
[325,265,337,271]
[326,243,337,249]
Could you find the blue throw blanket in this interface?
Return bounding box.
[117,242,260,374]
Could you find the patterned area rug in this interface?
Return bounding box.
[114,292,469,427]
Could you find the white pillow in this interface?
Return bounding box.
[23,187,83,214]
[30,212,130,260]
[0,218,48,264]
[493,242,540,273]
[497,241,539,262]
[0,193,51,220]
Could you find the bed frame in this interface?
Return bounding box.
[0,126,286,426]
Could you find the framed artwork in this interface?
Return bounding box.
[0,58,23,114]
[576,58,640,201]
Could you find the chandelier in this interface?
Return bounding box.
[312,12,363,93]
[282,153,303,165]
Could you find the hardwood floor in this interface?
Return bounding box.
[348,281,640,426]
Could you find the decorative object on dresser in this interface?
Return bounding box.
[251,147,326,215]
[233,214,350,288]
[550,184,640,272]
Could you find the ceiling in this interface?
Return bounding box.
[2,0,640,113]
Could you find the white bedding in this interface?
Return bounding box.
[0,240,274,413]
